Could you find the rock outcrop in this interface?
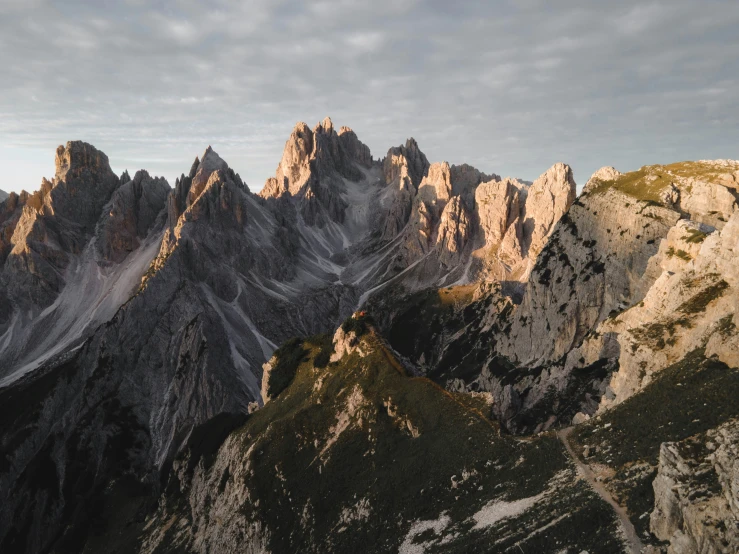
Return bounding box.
[0,142,170,377]
[520,162,577,261]
[3,141,121,309]
[650,419,739,553]
[260,117,374,226]
[400,160,739,436]
[97,170,170,263]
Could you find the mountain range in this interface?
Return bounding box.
[0,119,737,554]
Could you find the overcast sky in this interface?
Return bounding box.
[1,0,738,194]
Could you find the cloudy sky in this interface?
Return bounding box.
[1,0,738,193]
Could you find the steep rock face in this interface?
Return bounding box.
[407,161,739,434]
[436,196,472,266]
[260,117,375,226]
[378,138,430,239]
[0,135,405,552]
[500,166,682,368]
[520,162,577,262]
[570,348,739,549]
[473,177,526,275]
[557,162,739,414]
[338,126,373,168]
[97,170,170,263]
[461,160,739,434]
[450,163,499,202]
[585,209,739,411]
[386,163,572,291]
[3,142,120,309]
[0,123,583,553]
[650,420,739,553]
[0,191,30,267]
[0,189,7,201]
[0,144,168,379]
[0,154,281,553]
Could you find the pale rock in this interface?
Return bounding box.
[650,420,739,553]
[521,162,577,261]
[330,325,363,362]
[581,166,621,194]
[436,196,471,266]
[595,209,738,410]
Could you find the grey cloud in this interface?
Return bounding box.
[1,0,738,193]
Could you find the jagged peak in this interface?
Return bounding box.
[189,156,200,179]
[519,161,577,260]
[54,141,113,184]
[199,145,225,168]
[384,138,430,191]
[315,116,334,134]
[291,121,311,135]
[262,117,372,206]
[130,169,170,189]
[530,162,576,193]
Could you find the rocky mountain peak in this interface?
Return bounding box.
[260,118,375,227]
[315,116,334,134]
[338,125,373,168]
[169,147,240,225]
[521,162,577,259]
[53,140,113,183]
[584,166,621,191]
[97,169,170,263]
[450,163,500,201]
[189,146,229,201]
[382,138,430,192]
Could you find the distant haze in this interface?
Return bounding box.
[1,0,738,193]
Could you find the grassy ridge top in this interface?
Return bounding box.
[161,331,624,553]
[587,160,737,203]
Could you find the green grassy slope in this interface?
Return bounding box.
[152,331,624,553]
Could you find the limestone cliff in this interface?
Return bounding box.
[649,419,739,553]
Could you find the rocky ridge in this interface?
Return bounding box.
[1,121,737,553]
[140,329,626,554]
[0,120,578,553]
[0,142,168,378]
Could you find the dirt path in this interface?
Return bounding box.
[557,427,644,554]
